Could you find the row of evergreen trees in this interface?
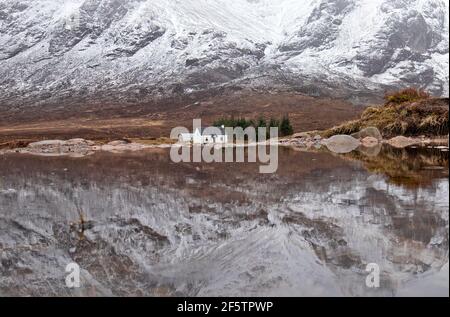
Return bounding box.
[213,115,294,137]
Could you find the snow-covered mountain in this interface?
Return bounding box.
[0,0,448,108]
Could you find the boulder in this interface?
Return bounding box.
[107,140,129,146]
[66,138,89,145]
[306,141,315,148]
[361,136,379,147]
[100,142,148,153]
[25,139,94,156]
[351,127,382,141]
[28,140,65,148]
[323,135,361,154]
[289,139,307,147]
[386,136,420,148]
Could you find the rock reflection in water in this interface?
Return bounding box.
[0,147,448,297]
[344,145,449,188]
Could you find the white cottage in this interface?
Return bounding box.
[178,126,228,144]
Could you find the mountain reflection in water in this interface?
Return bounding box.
[0,146,448,296]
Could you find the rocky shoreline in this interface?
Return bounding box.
[280,127,449,154]
[0,126,448,158]
[0,139,172,157]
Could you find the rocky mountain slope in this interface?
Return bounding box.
[0,0,448,109]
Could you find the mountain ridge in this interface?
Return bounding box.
[0,0,448,109]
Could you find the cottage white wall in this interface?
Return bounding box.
[179,133,193,143]
[186,128,228,144]
[193,129,203,144]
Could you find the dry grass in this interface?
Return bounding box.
[0,139,34,150]
[129,137,176,145]
[384,87,430,105]
[323,97,448,138]
[0,91,363,143]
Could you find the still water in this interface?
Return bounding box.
[0,146,448,296]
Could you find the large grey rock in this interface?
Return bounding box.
[323,135,361,154]
[107,140,129,146]
[28,140,66,148]
[26,139,93,156]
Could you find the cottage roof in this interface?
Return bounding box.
[196,127,226,135]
